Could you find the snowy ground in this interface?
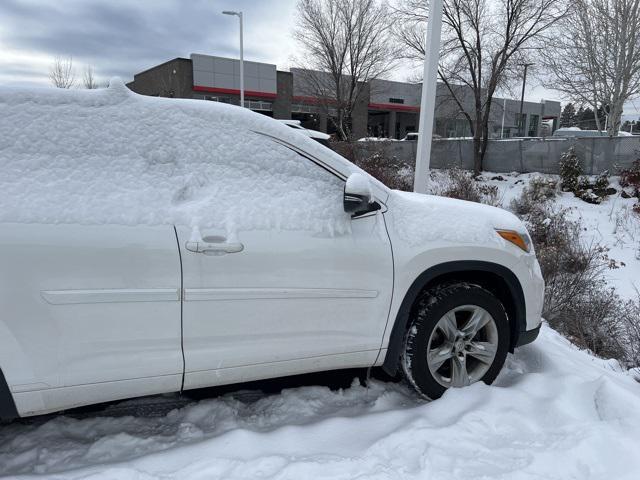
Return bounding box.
[2,326,640,479]
[1,172,639,480]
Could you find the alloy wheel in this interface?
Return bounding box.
[426,305,499,388]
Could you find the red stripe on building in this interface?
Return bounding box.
[193,85,278,99]
[368,103,420,113]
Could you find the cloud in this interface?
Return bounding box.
[0,0,298,86]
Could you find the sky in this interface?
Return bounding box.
[0,0,638,120]
[0,0,300,86]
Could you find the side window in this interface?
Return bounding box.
[172,132,350,235]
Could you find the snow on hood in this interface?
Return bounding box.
[389,190,525,247]
[0,79,356,234]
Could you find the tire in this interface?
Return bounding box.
[401,282,509,400]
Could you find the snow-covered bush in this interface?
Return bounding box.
[619,294,640,367]
[512,187,637,364]
[620,159,640,193]
[556,281,627,361]
[594,170,611,192]
[620,159,640,214]
[559,147,582,192]
[432,167,501,206]
[577,189,603,205]
[510,176,557,215]
[338,142,414,191]
[573,171,615,205]
[557,148,615,205]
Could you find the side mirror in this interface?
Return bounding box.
[344,173,381,216]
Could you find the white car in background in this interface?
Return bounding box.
[401,132,442,141]
[0,80,544,419]
[553,127,634,137]
[278,119,331,146]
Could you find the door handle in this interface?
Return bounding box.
[185,241,244,255]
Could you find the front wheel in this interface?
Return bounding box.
[402,283,509,400]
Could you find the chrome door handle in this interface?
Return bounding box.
[185,241,244,255]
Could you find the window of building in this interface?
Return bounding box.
[389,98,405,104]
[292,104,319,114]
[436,118,471,138]
[244,100,273,112]
[528,114,539,137]
[516,113,527,136]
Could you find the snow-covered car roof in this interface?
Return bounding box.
[0,79,388,232]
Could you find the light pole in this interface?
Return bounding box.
[222,10,244,108]
[414,0,444,193]
[500,98,507,138]
[518,63,534,137]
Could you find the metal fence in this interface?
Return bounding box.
[338,137,640,175]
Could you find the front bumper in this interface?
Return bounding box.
[521,254,545,331]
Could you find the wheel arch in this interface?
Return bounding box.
[382,260,526,376]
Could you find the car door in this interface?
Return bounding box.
[0,223,183,414]
[177,138,393,390]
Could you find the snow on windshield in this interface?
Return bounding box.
[0,79,350,235]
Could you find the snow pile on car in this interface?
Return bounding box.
[389,191,523,247]
[1,325,639,479]
[0,79,353,234]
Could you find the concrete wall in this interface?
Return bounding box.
[340,137,640,174]
[190,53,277,94]
[351,82,370,139]
[273,71,293,119]
[369,78,422,106]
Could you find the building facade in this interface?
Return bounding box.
[127,54,560,139]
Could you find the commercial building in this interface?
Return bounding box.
[127,54,560,139]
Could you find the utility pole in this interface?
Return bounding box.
[414,0,444,193]
[500,98,507,138]
[518,63,534,137]
[223,10,244,107]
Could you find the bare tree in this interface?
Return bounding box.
[49,56,76,89]
[542,0,640,135]
[395,0,568,174]
[293,0,396,140]
[82,65,98,89]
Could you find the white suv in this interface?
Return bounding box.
[0,80,543,419]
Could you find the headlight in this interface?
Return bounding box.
[495,229,532,253]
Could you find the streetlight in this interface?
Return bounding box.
[222,10,244,108]
[518,63,534,137]
[414,0,444,194]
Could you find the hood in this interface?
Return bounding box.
[388,190,525,248]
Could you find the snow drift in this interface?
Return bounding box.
[1,325,639,479]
